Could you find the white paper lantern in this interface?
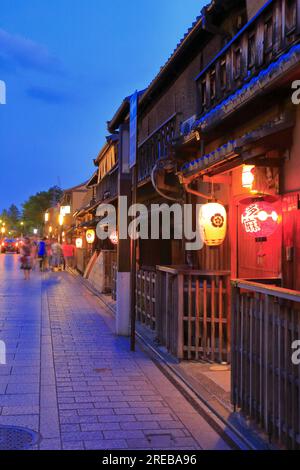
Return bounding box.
[199,203,227,247]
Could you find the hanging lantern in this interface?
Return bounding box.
[60,205,71,216]
[86,229,95,244]
[109,230,119,246]
[241,201,279,238]
[199,203,227,247]
[76,238,83,248]
[242,165,255,189]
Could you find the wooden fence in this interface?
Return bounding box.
[136,268,157,330]
[231,280,300,450]
[155,266,231,362]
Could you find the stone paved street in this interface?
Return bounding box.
[0,255,231,450]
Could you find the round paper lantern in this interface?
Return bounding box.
[242,165,255,189]
[241,202,279,238]
[76,238,83,248]
[109,230,118,246]
[86,229,95,244]
[199,203,227,247]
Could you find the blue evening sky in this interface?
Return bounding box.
[0,0,206,210]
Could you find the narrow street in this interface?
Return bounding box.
[0,254,231,451]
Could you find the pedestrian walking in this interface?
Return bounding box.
[62,239,75,270]
[51,239,63,271]
[20,237,32,280]
[37,237,47,272]
[31,238,38,270]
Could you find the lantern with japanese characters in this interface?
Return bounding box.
[241,201,279,238]
[199,203,227,247]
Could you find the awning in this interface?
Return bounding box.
[181,113,294,179]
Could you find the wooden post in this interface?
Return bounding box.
[116,123,132,336]
[177,273,184,360]
[130,154,138,351]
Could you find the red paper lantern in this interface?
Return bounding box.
[241,202,279,238]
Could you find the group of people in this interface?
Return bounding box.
[20,237,75,280]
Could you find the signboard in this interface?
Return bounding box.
[129,91,138,169]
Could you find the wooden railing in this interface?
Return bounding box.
[96,167,118,203]
[75,248,88,274]
[137,114,177,182]
[111,262,117,301]
[196,0,300,119]
[136,268,157,330]
[231,280,300,450]
[156,266,231,362]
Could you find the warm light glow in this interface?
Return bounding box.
[45,212,49,222]
[58,214,64,226]
[1,227,5,234]
[49,226,53,234]
[241,202,280,237]
[86,229,95,244]
[109,230,119,246]
[242,165,255,189]
[199,203,227,247]
[76,238,83,249]
[60,206,71,216]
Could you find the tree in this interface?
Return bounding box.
[7,204,21,229]
[22,186,63,232]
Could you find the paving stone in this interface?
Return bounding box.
[0,258,230,451]
[84,439,128,450]
[63,441,85,450]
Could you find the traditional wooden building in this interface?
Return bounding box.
[107,0,300,448]
[72,135,119,284]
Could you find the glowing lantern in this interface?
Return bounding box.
[242,165,255,189]
[76,238,83,248]
[45,212,49,222]
[86,229,95,244]
[60,205,71,216]
[241,202,279,238]
[199,203,227,247]
[109,230,119,246]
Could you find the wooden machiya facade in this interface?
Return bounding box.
[131,0,249,364]
[94,0,300,448]
[106,0,300,448]
[72,135,119,288]
[173,0,300,450]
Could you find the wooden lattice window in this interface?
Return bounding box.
[286,0,297,33]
